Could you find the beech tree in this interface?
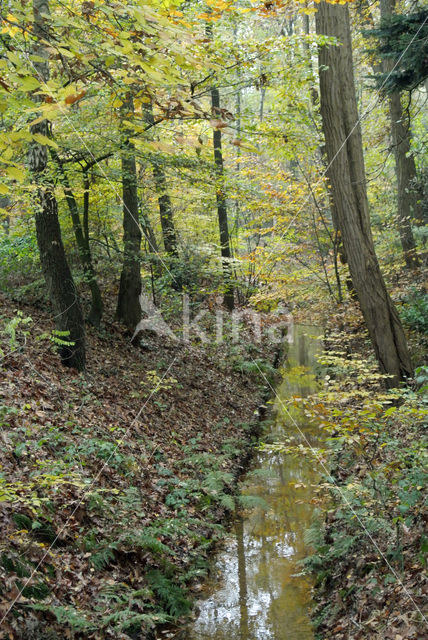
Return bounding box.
[144,102,182,290]
[28,0,85,370]
[206,22,234,311]
[116,130,142,330]
[211,83,235,312]
[315,0,413,386]
[116,94,142,329]
[380,0,420,269]
[51,150,104,326]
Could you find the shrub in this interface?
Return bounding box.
[400,289,428,335]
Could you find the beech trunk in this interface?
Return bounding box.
[380,0,420,269]
[29,0,85,370]
[116,138,142,329]
[52,151,103,326]
[211,86,234,311]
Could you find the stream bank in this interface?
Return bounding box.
[0,294,280,640]
[300,318,428,640]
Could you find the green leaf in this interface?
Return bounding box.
[19,76,40,91]
[32,133,58,148]
[6,166,25,182]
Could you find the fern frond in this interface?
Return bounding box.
[146,570,191,618]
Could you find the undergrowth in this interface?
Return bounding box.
[0,303,266,639]
[299,325,428,640]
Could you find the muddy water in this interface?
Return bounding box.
[187,325,323,640]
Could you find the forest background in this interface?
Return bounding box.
[0,0,427,638]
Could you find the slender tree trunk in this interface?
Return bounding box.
[143,101,181,289]
[140,196,160,296]
[152,165,179,256]
[153,165,183,291]
[205,21,234,310]
[211,85,234,311]
[116,128,142,329]
[389,92,420,267]
[83,169,90,251]
[259,86,266,122]
[139,197,159,256]
[315,0,412,386]
[51,151,103,326]
[28,0,85,370]
[0,196,10,235]
[380,0,419,269]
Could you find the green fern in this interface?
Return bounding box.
[98,582,152,603]
[146,569,191,618]
[219,493,235,511]
[202,470,234,493]
[101,610,169,631]
[19,580,50,600]
[128,529,176,556]
[303,517,325,549]
[120,486,143,513]
[31,604,94,632]
[232,357,276,378]
[90,543,118,570]
[1,552,31,578]
[179,566,208,584]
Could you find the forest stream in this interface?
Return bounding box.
[186,324,324,640]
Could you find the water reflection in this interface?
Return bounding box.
[187,325,323,640]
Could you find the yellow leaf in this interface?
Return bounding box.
[2,146,13,161]
[19,76,40,91]
[32,133,58,148]
[6,165,24,182]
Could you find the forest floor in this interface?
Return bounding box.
[1,283,427,640]
[0,292,280,640]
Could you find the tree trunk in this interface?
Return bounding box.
[315,0,412,386]
[139,197,160,255]
[153,164,183,291]
[380,0,420,269]
[143,101,181,290]
[116,135,142,329]
[211,85,234,311]
[0,196,10,235]
[28,0,85,370]
[205,21,234,310]
[139,195,160,300]
[51,151,104,326]
[152,164,179,257]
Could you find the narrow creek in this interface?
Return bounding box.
[186,324,323,640]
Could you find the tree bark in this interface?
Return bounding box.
[380,0,420,269]
[211,85,234,311]
[28,0,85,370]
[0,196,10,235]
[143,100,181,290]
[151,164,179,258]
[316,0,412,386]
[139,197,159,256]
[205,21,234,310]
[51,151,103,326]
[116,134,142,330]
